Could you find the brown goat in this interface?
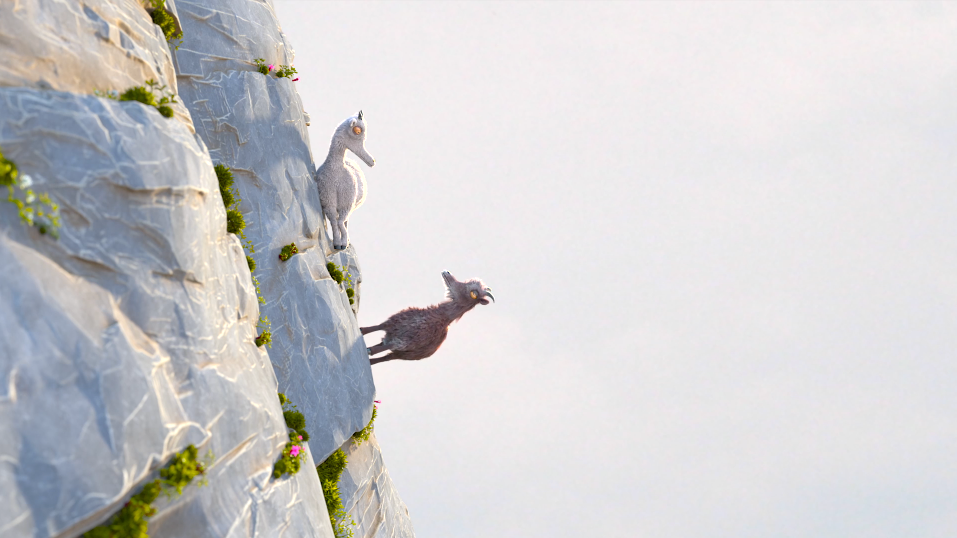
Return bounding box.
[361,271,494,365]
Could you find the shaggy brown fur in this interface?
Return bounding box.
[362,271,494,365]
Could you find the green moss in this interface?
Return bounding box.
[326,262,356,305]
[119,86,155,107]
[255,315,271,347]
[351,404,376,446]
[225,208,245,234]
[273,393,308,479]
[159,445,206,496]
[317,449,355,538]
[251,273,265,305]
[246,255,256,272]
[149,5,182,43]
[272,436,304,478]
[118,80,177,118]
[278,242,298,262]
[84,446,210,538]
[0,147,16,187]
[326,262,344,284]
[283,410,306,431]
[214,164,235,208]
[0,145,61,238]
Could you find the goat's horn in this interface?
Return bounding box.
[358,110,363,120]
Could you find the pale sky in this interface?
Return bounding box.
[273,2,957,537]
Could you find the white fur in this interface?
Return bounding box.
[316,113,375,250]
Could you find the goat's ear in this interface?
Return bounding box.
[350,118,357,127]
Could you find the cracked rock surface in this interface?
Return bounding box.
[339,433,416,538]
[0,0,194,132]
[172,0,376,464]
[0,0,413,536]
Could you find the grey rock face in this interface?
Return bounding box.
[1,0,414,536]
[0,0,193,132]
[338,433,416,538]
[172,0,375,464]
[0,87,330,537]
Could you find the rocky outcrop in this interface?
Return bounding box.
[0,86,331,537]
[171,0,375,464]
[0,0,413,536]
[339,433,416,538]
[0,0,192,130]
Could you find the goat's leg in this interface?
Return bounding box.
[337,216,349,250]
[361,323,386,335]
[370,352,398,365]
[325,207,341,249]
[367,343,389,355]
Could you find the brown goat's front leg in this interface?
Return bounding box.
[361,324,385,335]
[367,343,389,356]
[370,352,398,365]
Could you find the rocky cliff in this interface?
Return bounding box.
[0,1,413,537]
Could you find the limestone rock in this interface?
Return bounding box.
[172,0,376,464]
[0,0,193,132]
[0,87,331,538]
[338,433,416,538]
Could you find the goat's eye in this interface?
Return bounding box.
[470,291,478,299]
[353,126,362,135]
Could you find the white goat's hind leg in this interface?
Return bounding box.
[337,216,349,250]
[325,207,341,249]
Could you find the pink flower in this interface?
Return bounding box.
[298,435,303,441]
[268,64,274,71]
[289,445,300,457]
[374,400,381,404]
[292,77,299,82]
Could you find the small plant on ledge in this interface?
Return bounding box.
[1,146,61,238]
[255,314,271,347]
[253,58,272,75]
[253,59,299,81]
[84,445,212,538]
[274,65,297,79]
[317,448,355,538]
[278,242,298,262]
[214,163,264,304]
[273,393,310,479]
[351,401,378,446]
[102,79,178,118]
[147,0,183,45]
[325,262,356,305]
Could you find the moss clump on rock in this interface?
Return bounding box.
[326,261,344,284]
[118,80,177,118]
[317,448,355,538]
[149,5,182,43]
[351,404,376,446]
[83,445,211,538]
[225,208,246,235]
[1,145,61,238]
[279,242,298,262]
[273,393,309,478]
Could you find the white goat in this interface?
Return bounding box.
[316,111,376,250]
